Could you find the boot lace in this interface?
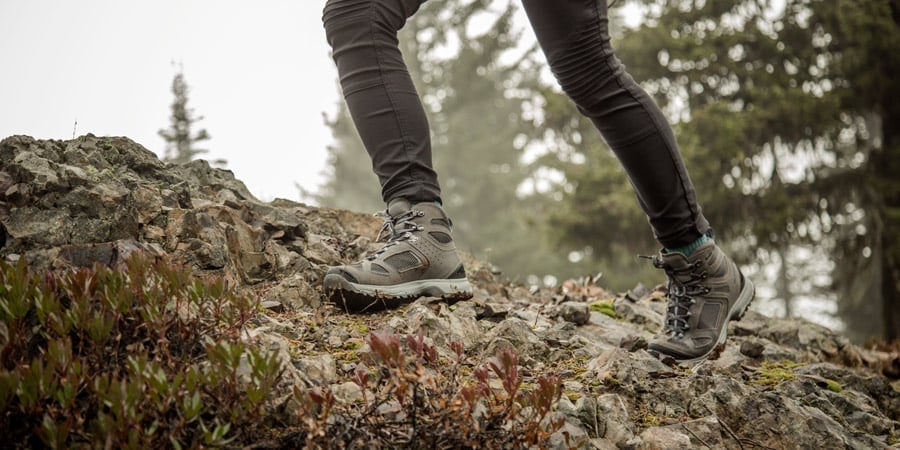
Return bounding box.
[651,256,711,338]
[365,209,425,261]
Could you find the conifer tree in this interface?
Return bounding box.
[159,69,212,164]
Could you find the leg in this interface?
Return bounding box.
[323,0,440,204]
[322,1,471,310]
[522,0,753,364]
[521,0,708,249]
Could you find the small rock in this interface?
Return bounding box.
[587,438,618,450]
[295,354,338,385]
[595,394,634,446]
[639,416,726,449]
[480,301,511,319]
[563,380,584,394]
[0,171,13,194]
[4,183,31,205]
[548,416,589,449]
[560,301,591,325]
[613,299,663,332]
[305,233,342,265]
[740,339,766,358]
[267,274,321,309]
[586,348,673,384]
[557,396,577,417]
[331,381,363,404]
[479,317,550,363]
[632,426,692,450]
[261,300,284,313]
[619,335,648,352]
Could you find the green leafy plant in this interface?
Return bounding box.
[0,255,281,448]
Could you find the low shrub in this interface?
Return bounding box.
[290,329,570,449]
[0,255,281,448]
[1,255,572,449]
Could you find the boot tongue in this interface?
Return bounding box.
[387,198,412,217]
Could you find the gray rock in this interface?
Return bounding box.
[305,233,342,265]
[478,317,550,364]
[240,328,305,424]
[561,301,591,325]
[631,426,693,450]
[443,301,483,347]
[331,381,363,404]
[479,300,511,319]
[613,295,664,333]
[586,438,618,450]
[267,273,321,309]
[739,338,766,358]
[11,151,60,192]
[261,300,285,313]
[619,334,649,352]
[585,348,674,385]
[548,416,590,449]
[595,394,635,446]
[295,354,338,385]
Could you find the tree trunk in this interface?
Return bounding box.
[882,233,900,340]
[876,104,900,340]
[777,247,793,318]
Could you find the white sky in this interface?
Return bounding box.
[0,1,648,202]
[0,0,339,202]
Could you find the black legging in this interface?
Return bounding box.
[322,0,709,248]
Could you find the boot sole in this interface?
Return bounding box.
[324,274,474,313]
[654,276,756,367]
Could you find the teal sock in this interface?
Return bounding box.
[665,234,709,256]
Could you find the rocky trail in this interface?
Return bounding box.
[1,134,898,449]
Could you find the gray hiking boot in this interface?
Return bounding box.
[323,198,474,312]
[647,238,755,364]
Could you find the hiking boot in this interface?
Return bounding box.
[323,198,474,312]
[647,238,755,364]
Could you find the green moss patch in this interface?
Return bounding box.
[589,299,617,319]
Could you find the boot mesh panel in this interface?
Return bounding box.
[370,263,389,274]
[384,251,421,272]
[698,304,721,330]
[429,231,452,244]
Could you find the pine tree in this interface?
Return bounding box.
[159,69,212,165]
